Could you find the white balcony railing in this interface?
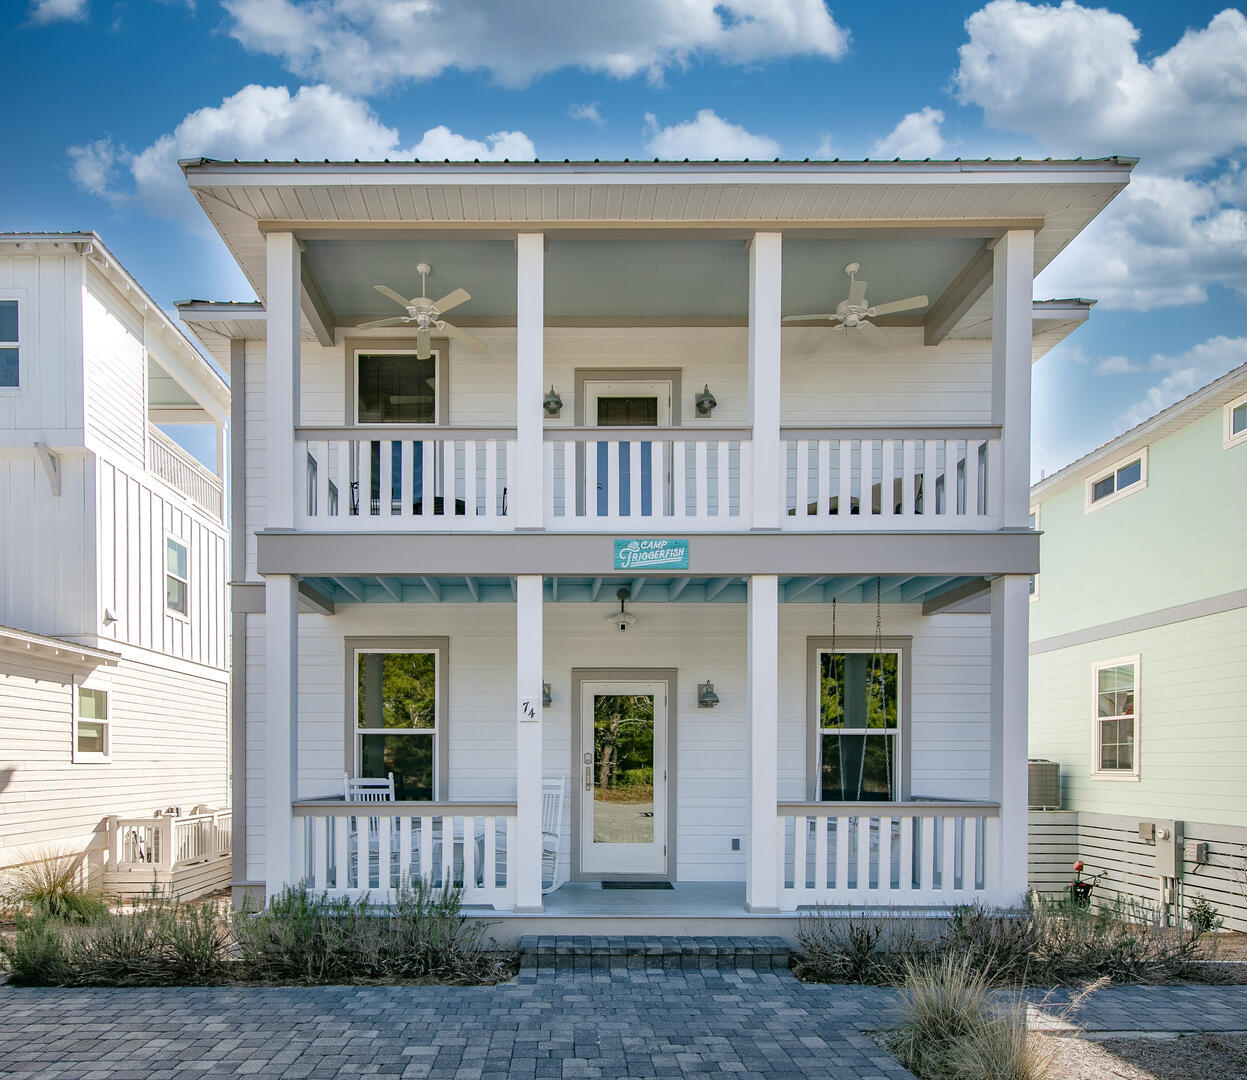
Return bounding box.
[298,428,516,531]
[776,801,1000,910]
[780,427,1001,529]
[544,428,750,531]
[147,426,224,521]
[293,801,518,909]
[109,809,232,874]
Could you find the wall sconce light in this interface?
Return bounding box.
[695,384,717,417]
[697,681,720,708]
[543,386,563,417]
[542,681,552,708]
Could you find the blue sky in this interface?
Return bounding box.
[3,0,1245,479]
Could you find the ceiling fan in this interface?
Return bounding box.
[783,262,928,345]
[358,262,486,360]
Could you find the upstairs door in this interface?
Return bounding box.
[579,680,669,877]
[584,380,672,518]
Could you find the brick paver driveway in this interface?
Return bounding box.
[0,969,915,1080]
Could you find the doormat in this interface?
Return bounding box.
[601,881,674,890]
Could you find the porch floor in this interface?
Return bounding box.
[525,881,755,919]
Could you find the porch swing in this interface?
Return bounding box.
[828,576,893,803]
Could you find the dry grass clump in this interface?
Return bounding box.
[1,851,108,923]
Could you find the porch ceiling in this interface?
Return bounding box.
[298,573,982,606]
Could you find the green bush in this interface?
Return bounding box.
[793,909,924,984]
[2,852,108,923]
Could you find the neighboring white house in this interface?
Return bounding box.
[0,233,232,900]
[176,157,1131,937]
[1028,363,1247,930]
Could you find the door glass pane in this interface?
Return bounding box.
[592,694,655,844]
[597,397,658,426]
[357,354,436,423]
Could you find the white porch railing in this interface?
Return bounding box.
[780,427,1001,530]
[293,801,518,909]
[776,801,1000,910]
[297,428,517,531]
[110,809,233,874]
[543,427,751,530]
[147,426,224,521]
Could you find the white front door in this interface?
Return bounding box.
[579,680,668,877]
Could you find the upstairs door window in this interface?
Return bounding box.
[585,380,671,517]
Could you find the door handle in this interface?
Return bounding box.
[585,764,592,792]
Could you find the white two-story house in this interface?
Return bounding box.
[177,158,1132,936]
[0,233,231,899]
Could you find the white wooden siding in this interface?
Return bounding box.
[95,457,228,671]
[0,451,94,637]
[0,653,229,875]
[243,602,992,884]
[82,266,147,470]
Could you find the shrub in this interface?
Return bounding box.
[1186,895,1221,937]
[2,852,107,923]
[233,879,513,985]
[887,955,1055,1080]
[794,910,924,984]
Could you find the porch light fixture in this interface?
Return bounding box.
[606,587,637,632]
[542,681,552,707]
[695,384,718,417]
[543,386,563,417]
[697,681,720,708]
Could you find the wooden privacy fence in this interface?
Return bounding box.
[293,801,518,909]
[777,801,1001,910]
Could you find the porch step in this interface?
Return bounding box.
[518,935,791,976]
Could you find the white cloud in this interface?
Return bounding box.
[645,110,780,160]
[570,103,604,125]
[68,84,535,221]
[28,0,86,23]
[1117,337,1247,429]
[955,1,1247,172]
[871,107,945,160]
[222,0,849,93]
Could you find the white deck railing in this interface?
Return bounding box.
[543,428,750,531]
[780,426,1001,530]
[147,426,224,521]
[776,801,1000,910]
[297,428,516,531]
[293,801,518,909]
[110,809,232,874]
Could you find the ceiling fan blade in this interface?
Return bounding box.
[356,317,408,330]
[869,294,930,317]
[856,320,890,347]
[848,278,869,306]
[374,285,413,308]
[440,321,487,351]
[432,287,470,313]
[783,313,839,322]
[416,328,432,360]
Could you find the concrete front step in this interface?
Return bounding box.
[518,934,791,975]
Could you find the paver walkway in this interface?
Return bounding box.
[0,973,1244,1080]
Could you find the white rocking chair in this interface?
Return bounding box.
[344,773,395,803]
[541,775,566,894]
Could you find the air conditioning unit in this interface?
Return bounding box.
[1028,759,1061,810]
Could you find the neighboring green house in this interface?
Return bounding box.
[1028,363,1247,930]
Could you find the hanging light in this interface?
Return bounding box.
[605,587,637,632]
[697,681,720,708]
[542,681,553,707]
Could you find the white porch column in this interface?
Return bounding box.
[515,234,545,530]
[990,574,1029,902]
[748,232,782,530]
[991,229,1034,528]
[514,573,544,910]
[266,231,301,531]
[264,573,299,898]
[746,573,780,912]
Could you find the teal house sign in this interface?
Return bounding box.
[614,538,690,571]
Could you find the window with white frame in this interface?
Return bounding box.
[1225,393,1247,449]
[1029,506,1039,600]
[165,537,189,616]
[1086,450,1147,511]
[73,683,110,762]
[355,350,440,425]
[355,649,438,800]
[816,649,900,800]
[0,300,18,388]
[1093,657,1138,777]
